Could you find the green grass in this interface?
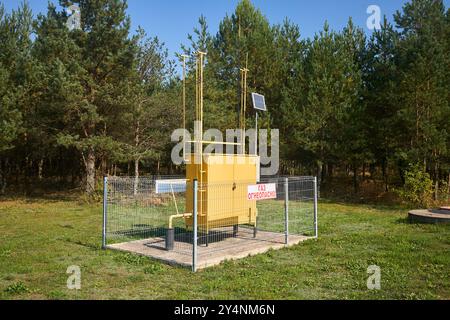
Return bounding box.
[0,196,448,300]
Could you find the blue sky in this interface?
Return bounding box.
[4,0,450,75]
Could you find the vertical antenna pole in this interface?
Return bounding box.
[196,51,207,219]
[199,52,203,219]
[195,56,199,122]
[240,70,243,152]
[182,54,188,162]
[244,54,248,154]
[255,112,258,155]
[240,66,249,154]
[200,53,204,132]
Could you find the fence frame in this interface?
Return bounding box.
[284,177,289,245]
[102,176,108,249]
[314,176,318,238]
[102,175,318,272]
[192,179,198,272]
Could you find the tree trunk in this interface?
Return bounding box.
[15,163,19,184]
[321,164,326,184]
[382,159,389,192]
[317,161,323,185]
[448,173,450,203]
[38,158,44,181]
[435,180,439,202]
[369,163,375,181]
[327,164,333,182]
[85,149,96,195]
[133,119,140,196]
[398,165,405,186]
[0,159,5,195]
[353,164,358,194]
[24,156,30,196]
[101,156,107,178]
[134,158,139,196]
[434,161,439,201]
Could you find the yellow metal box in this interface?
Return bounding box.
[185,154,259,233]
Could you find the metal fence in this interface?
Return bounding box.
[103,176,318,272]
[103,176,193,255]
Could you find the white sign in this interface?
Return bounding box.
[247,183,277,201]
[155,179,186,194]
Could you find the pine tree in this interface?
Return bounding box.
[338,18,368,192]
[275,19,307,164]
[122,28,175,193]
[0,2,33,193]
[36,0,137,194]
[210,0,277,130]
[364,17,401,190]
[299,22,353,181]
[393,0,449,196]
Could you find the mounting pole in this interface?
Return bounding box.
[255,112,258,155]
[195,51,207,226]
[181,54,188,162]
[240,66,249,154]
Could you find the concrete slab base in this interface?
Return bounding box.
[107,229,314,270]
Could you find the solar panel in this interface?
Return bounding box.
[252,93,266,111]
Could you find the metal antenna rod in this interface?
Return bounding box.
[240,64,249,155]
[196,51,207,219]
[181,54,188,162]
[195,56,199,122]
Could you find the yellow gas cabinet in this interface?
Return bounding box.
[185,154,259,234]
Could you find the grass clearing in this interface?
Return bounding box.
[0,196,448,300]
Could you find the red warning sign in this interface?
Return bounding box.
[247,183,277,200]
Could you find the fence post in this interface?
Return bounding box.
[313,176,318,239]
[192,179,198,272]
[102,176,108,249]
[284,177,289,245]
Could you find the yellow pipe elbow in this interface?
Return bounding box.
[169,213,192,229]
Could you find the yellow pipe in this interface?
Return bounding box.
[169,213,192,229]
